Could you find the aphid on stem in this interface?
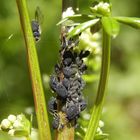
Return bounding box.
[31,6,43,42]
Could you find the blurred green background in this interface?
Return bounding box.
[0,0,140,140]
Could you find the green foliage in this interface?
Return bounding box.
[57,14,95,26]
[101,17,120,37]
[76,112,109,140]
[57,1,140,140]
[114,17,140,29]
[58,1,140,39]
[68,19,99,38]
[0,0,140,140]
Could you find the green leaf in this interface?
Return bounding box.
[101,17,120,37]
[94,133,109,140]
[57,14,95,26]
[114,17,140,29]
[68,18,100,38]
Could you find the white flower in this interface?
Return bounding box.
[92,2,111,14]
[97,127,103,134]
[8,129,15,136]
[13,120,23,129]
[1,119,11,129]
[8,115,16,123]
[17,114,23,121]
[99,120,104,128]
[62,7,75,18]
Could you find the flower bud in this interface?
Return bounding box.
[8,129,15,136]
[13,120,23,129]
[99,120,104,128]
[8,115,16,123]
[1,119,11,129]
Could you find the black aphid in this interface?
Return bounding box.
[52,115,60,129]
[31,7,42,42]
[48,97,57,113]
[31,20,41,42]
[65,104,80,121]
[48,25,90,130]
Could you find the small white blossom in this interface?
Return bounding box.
[99,2,110,13]
[8,115,16,123]
[92,2,110,15]
[99,120,104,128]
[1,119,11,129]
[17,114,23,121]
[97,127,103,134]
[13,120,23,129]
[62,7,75,18]
[8,129,15,136]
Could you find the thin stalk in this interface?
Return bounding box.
[84,29,111,140]
[55,1,79,140]
[55,126,75,140]
[16,0,51,140]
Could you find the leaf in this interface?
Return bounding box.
[114,17,140,29]
[94,133,109,140]
[101,17,120,37]
[57,14,95,26]
[68,18,100,38]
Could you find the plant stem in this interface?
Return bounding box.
[16,0,51,140]
[55,126,75,140]
[55,1,79,140]
[84,29,111,140]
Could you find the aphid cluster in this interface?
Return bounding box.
[48,27,90,130]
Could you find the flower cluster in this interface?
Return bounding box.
[90,1,111,16]
[0,114,30,137]
[75,111,108,140]
[48,28,90,130]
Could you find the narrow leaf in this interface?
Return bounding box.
[57,14,95,26]
[101,17,120,37]
[114,17,140,29]
[68,18,99,38]
[94,133,109,140]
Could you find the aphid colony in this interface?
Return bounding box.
[48,27,90,130]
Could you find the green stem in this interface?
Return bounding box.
[84,29,111,140]
[16,0,51,140]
